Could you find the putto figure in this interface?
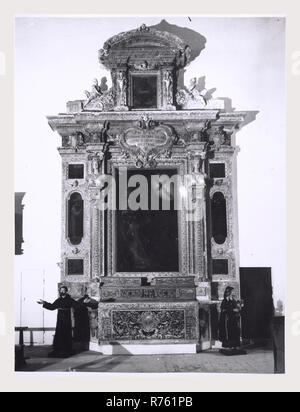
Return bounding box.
[176,77,211,109]
[188,77,207,105]
[84,78,103,106]
[83,77,114,111]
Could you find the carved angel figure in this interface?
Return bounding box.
[176,77,214,109]
[83,77,115,111]
[84,78,103,106]
[188,77,207,105]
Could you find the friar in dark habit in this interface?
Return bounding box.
[37,286,97,358]
[73,294,99,352]
[218,286,243,351]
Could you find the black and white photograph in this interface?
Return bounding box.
[14,15,285,374]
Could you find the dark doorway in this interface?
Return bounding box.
[240,267,274,342]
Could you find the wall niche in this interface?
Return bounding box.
[68,192,84,245]
[211,191,227,245]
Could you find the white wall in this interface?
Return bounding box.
[14,16,286,339]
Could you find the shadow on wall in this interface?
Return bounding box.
[151,20,260,130]
[151,20,207,91]
[151,19,207,64]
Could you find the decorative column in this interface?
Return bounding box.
[87,127,112,281]
[206,125,240,301]
[186,144,208,285]
[57,131,91,295]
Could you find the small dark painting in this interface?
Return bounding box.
[212,259,229,275]
[132,75,158,109]
[68,259,84,276]
[68,164,84,179]
[209,163,226,179]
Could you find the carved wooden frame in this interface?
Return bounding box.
[105,150,190,278]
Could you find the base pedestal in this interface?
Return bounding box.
[97,300,199,352]
[90,342,197,355]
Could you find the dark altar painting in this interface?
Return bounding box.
[116,169,179,272]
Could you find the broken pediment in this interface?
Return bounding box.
[61,22,250,115]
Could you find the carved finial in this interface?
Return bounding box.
[139,114,153,130]
[138,24,150,32]
[99,44,110,59]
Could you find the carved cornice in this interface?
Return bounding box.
[48,111,250,154]
[47,110,222,131]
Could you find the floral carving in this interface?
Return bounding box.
[112,310,185,340]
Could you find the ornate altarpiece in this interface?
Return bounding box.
[48,23,254,354]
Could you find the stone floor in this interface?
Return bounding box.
[17,345,274,374]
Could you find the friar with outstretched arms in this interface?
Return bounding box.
[37,286,98,358]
